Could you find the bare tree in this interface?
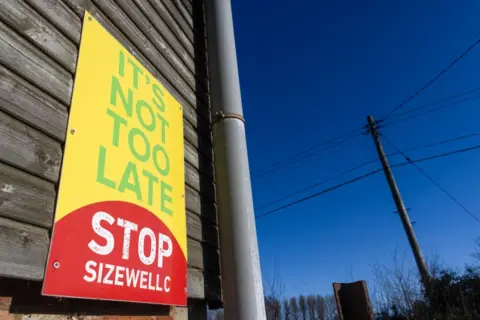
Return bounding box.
[371,249,422,317]
[299,295,307,320]
[307,295,316,319]
[283,299,292,320]
[290,297,300,320]
[265,296,281,320]
[324,295,337,320]
[315,295,325,320]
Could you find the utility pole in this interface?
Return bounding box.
[367,115,431,290]
[206,0,266,319]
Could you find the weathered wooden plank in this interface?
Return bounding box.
[0,217,49,280]
[0,109,212,210]
[115,0,196,78]
[92,0,208,108]
[24,0,82,44]
[0,162,55,228]
[0,64,68,141]
[133,0,194,60]
[185,185,216,223]
[161,0,193,35]
[0,110,62,182]
[0,160,216,241]
[186,211,218,247]
[0,218,215,299]
[148,0,193,49]
[62,0,211,128]
[0,19,72,104]
[178,0,193,16]
[0,0,78,72]
[187,238,220,274]
[171,0,192,26]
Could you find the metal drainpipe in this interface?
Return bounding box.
[205,0,266,318]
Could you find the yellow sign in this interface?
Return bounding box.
[43,12,187,305]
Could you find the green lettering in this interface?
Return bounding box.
[152,84,166,112]
[96,146,116,189]
[160,181,173,215]
[110,76,133,117]
[156,113,169,144]
[128,58,144,89]
[128,128,150,162]
[136,100,156,132]
[118,161,142,201]
[143,169,158,206]
[118,50,125,77]
[152,144,170,176]
[106,108,127,147]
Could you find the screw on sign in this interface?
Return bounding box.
[42,12,187,306]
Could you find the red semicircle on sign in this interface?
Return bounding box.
[42,201,187,306]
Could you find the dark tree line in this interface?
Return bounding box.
[265,294,337,320]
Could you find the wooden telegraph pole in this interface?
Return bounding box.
[367,115,431,292]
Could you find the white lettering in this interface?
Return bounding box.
[138,228,156,265]
[83,260,97,282]
[88,211,115,255]
[155,274,163,291]
[126,268,140,287]
[148,272,155,290]
[140,270,148,289]
[158,233,172,268]
[117,218,138,260]
[115,266,125,286]
[97,262,104,283]
[103,263,114,284]
[164,276,171,293]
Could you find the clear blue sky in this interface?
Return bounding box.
[231,0,480,298]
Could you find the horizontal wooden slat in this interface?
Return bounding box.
[0,19,72,104]
[62,0,211,130]
[0,217,49,280]
[133,0,194,60]
[0,216,217,299]
[0,64,68,141]
[0,0,78,73]
[148,0,193,49]
[24,0,82,44]
[0,162,55,228]
[92,0,208,109]
[187,238,220,274]
[172,0,193,26]
[186,211,218,247]
[0,160,216,240]
[0,110,62,182]
[178,0,192,17]
[161,0,193,37]
[115,0,195,77]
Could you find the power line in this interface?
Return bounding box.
[381,94,480,128]
[255,131,480,210]
[255,159,377,210]
[384,87,480,121]
[255,143,480,219]
[382,39,480,120]
[382,134,480,224]
[253,127,365,178]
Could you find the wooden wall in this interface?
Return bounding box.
[0,0,220,317]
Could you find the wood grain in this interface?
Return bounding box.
[0,217,49,280]
[0,216,218,299]
[160,0,193,36]
[0,162,55,228]
[0,110,62,182]
[0,0,78,72]
[24,0,82,44]
[0,19,72,104]
[0,64,68,141]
